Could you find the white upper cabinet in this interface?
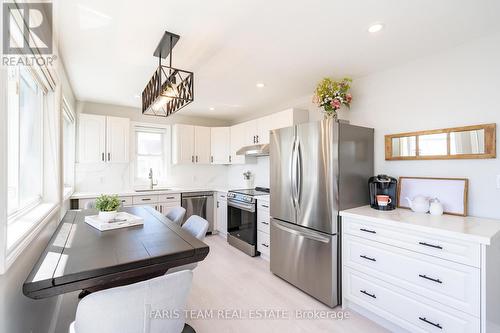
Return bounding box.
[172,124,195,164]
[172,124,211,164]
[211,127,230,164]
[257,115,273,145]
[194,126,211,164]
[78,114,129,163]
[106,116,130,163]
[243,119,258,146]
[230,123,246,164]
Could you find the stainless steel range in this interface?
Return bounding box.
[227,187,270,256]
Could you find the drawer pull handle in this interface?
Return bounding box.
[261,243,269,248]
[261,204,269,208]
[360,290,376,299]
[419,317,442,329]
[142,198,152,201]
[360,255,376,262]
[419,274,443,284]
[166,196,175,199]
[360,228,376,234]
[121,200,126,203]
[261,222,269,225]
[419,242,443,250]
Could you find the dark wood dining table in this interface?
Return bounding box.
[23,206,209,299]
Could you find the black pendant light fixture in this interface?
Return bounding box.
[142,31,194,117]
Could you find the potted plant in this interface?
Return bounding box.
[95,194,121,222]
[313,77,352,120]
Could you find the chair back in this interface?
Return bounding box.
[71,270,193,333]
[166,207,186,226]
[181,215,209,241]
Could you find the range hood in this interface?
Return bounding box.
[236,144,269,157]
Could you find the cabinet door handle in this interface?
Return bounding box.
[229,155,232,163]
[191,156,194,163]
[360,228,376,234]
[261,222,269,225]
[217,201,220,208]
[419,317,442,329]
[261,204,269,208]
[419,274,443,284]
[160,205,162,213]
[261,243,269,248]
[108,152,111,161]
[211,156,214,163]
[360,290,376,299]
[360,255,376,262]
[419,242,443,250]
[142,198,151,201]
[256,135,259,143]
[196,155,198,163]
[101,153,105,161]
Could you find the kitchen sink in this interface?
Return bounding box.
[134,188,172,192]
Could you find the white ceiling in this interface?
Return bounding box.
[56,0,500,121]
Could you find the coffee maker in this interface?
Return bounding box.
[369,175,397,211]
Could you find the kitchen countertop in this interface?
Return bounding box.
[71,187,232,199]
[341,205,500,245]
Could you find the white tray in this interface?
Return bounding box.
[85,212,144,231]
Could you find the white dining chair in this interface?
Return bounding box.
[181,215,209,241]
[166,206,186,226]
[69,270,193,333]
[167,216,209,274]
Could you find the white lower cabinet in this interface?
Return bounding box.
[78,193,181,215]
[345,268,480,333]
[341,210,500,333]
[257,197,270,260]
[216,192,228,237]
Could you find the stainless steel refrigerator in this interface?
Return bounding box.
[270,119,374,307]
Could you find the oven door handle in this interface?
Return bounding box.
[228,200,255,213]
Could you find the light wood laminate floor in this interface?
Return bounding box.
[55,234,387,333]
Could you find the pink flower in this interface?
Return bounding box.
[331,99,341,109]
[346,93,352,103]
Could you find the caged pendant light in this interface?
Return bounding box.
[142,31,194,117]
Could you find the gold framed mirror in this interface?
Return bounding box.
[385,124,496,160]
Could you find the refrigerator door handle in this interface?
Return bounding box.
[296,141,303,205]
[290,139,298,209]
[273,220,331,243]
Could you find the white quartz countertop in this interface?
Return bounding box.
[341,206,500,245]
[71,187,231,199]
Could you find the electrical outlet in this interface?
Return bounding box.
[497,175,500,189]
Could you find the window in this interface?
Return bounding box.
[62,99,75,194]
[7,67,44,217]
[135,127,166,181]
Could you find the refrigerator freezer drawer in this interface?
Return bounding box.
[270,218,338,307]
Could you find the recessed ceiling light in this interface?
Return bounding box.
[368,23,384,33]
[209,107,215,111]
[256,82,265,88]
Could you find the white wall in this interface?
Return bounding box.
[227,157,270,189]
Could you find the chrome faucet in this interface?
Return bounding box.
[148,168,158,190]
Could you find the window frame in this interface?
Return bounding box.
[62,97,75,198]
[131,123,169,186]
[7,66,45,220]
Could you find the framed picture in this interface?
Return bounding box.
[397,177,469,216]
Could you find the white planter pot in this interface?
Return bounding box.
[98,211,118,222]
[245,179,254,189]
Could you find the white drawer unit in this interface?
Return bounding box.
[119,196,133,207]
[158,193,181,203]
[132,194,159,205]
[344,268,480,333]
[257,196,271,260]
[345,234,480,316]
[344,217,481,267]
[340,206,500,333]
[257,230,270,257]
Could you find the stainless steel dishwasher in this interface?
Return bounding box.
[181,191,214,234]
